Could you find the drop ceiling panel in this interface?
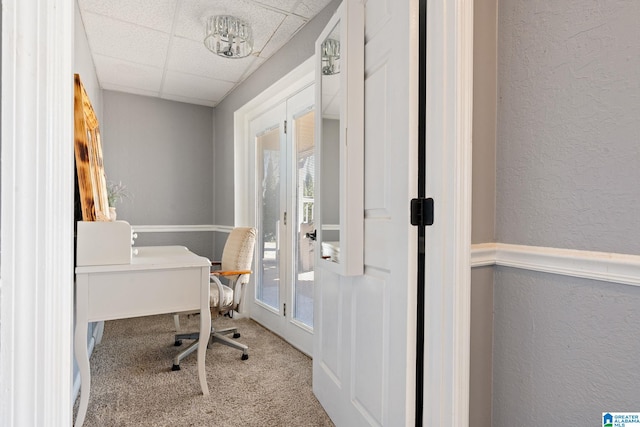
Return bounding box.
[79,0,334,106]
[253,0,300,12]
[166,37,253,82]
[93,55,164,93]
[294,0,331,19]
[162,71,235,104]
[101,82,161,99]
[243,56,267,78]
[78,0,177,32]
[82,12,171,67]
[258,14,306,59]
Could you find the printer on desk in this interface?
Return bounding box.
[76,220,138,266]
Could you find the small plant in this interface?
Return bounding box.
[106,180,131,207]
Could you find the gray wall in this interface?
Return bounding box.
[496,0,640,254]
[73,0,103,397]
[101,90,215,259]
[493,268,640,425]
[470,0,497,424]
[74,3,102,124]
[493,0,640,424]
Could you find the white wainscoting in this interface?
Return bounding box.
[131,225,233,233]
[471,243,640,287]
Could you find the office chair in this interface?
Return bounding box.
[171,227,257,371]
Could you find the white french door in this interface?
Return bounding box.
[250,85,315,356]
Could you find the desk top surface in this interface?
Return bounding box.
[75,246,211,274]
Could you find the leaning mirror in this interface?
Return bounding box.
[315,0,364,276]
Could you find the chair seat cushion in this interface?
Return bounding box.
[210,282,234,308]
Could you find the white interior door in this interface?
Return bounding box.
[312,0,472,425]
[312,0,418,424]
[250,85,315,356]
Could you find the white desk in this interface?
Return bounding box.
[74,246,211,427]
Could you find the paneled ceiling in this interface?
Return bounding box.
[78,0,333,107]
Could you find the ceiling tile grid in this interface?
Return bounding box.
[79,0,333,107]
[93,55,164,93]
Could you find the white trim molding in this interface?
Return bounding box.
[471,243,640,287]
[131,224,233,233]
[1,0,75,425]
[422,0,474,424]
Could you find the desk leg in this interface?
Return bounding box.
[198,266,210,396]
[74,276,91,427]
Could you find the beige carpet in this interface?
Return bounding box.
[74,314,334,426]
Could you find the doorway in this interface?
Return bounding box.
[249,84,315,356]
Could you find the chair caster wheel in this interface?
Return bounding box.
[171,364,181,371]
[241,354,249,361]
[174,340,182,346]
[233,332,241,338]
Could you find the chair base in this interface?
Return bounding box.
[172,327,248,369]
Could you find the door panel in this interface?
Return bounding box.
[313,0,417,425]
[292,109,316,328]
[249,85,314,356]
[253,103,286,317]
[256,126,283,311]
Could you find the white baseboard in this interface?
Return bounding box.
[471,243,640,287]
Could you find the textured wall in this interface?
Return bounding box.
[74,4,102,122]
[496,0,640,254]
[469,267,494,427]
[470,0,497,424]
[493,0,640,424]
[472,0,497,245]
[101,91,215,258]
[493,268,640,425]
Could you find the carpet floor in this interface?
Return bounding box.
[73,314,334,426]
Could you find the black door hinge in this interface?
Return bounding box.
[410,198,434,227]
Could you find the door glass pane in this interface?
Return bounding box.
[293,110,315,327]
[257,127,281,310]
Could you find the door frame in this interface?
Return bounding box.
[420,0,473,424]
[248,85,316,355]
[234,58,315,355]
[1,0,75,425]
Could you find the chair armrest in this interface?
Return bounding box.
[211,270,252,277]
[210,275,227,310]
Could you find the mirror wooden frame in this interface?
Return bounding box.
[74,73,110,221]
[315,0,365,276]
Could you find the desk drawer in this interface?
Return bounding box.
[82,268,206,322]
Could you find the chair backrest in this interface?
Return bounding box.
[220,227,257,286]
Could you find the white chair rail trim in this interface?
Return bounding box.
[471,242,640,287]
[132,224,234,233]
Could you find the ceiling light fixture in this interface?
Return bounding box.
[204,15,253,59]
[321,38,340,75]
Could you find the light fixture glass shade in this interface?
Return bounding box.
[204,15,253,59]
[321,38,340,75]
